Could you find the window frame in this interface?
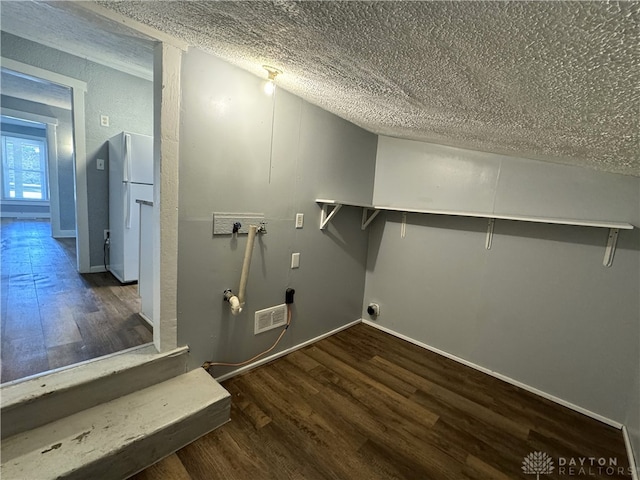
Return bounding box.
[1,131,49,202]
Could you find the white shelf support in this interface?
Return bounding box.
[603,228,619,267]
[361,208,380,230]
[316,199,632,267]
[485,218,495,250]
[320,203,342,230]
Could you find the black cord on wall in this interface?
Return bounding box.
[103,235,110,272]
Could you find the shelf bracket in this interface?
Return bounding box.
[603,228,619,267]
[320,203,342,230]
[485,218,495,250]
[361,208,380,230]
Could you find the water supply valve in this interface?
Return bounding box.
[223,289,242,315]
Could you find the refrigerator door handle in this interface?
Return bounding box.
[124,181,132,229]
[124,133,132,182]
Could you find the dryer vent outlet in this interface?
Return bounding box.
[367,303,380,317]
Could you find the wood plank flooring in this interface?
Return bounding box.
[1,218,152,383]
[131,323,632,479]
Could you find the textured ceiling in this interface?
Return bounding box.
[96,1,640,177]
[3,1,639,176]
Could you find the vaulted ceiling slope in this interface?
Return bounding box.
[97,1,640,177]
[4,1,637,176]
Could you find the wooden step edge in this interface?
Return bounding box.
[1,368,231,480]
[1,345,190,439]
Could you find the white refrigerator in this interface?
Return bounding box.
[108,131,153,284]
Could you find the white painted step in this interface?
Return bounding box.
[2,344,189,439]
[1,368,231,480]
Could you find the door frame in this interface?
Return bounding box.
[1,57,90,271]
[0,107,76,237]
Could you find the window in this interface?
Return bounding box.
[1,134,48,201]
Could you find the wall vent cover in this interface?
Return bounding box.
[254,304,287,335]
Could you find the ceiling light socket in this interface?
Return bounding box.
[263,65,282,81]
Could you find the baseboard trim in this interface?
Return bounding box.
[214,319,361,383]
[139,312,154,330]
[361,319,624,430]
[623,425,639,480]
[53,229,75,238]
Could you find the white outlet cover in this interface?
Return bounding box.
[100,115,109,127]
[291,252,300,269]
[295,213,304,228]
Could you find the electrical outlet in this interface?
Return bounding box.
[97,158,105,170]
[295,213,304,229]
[100,115,110,127]
[104,229,110,240]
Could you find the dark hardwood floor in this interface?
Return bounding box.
[1,218,152,383]
[132,323,631,480]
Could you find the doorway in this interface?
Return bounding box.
[1,68,75,239]
[0,2,181,387]
[1,59,90,272]
[0,60,154,383]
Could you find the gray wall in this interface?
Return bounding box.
[177,48,377,375]
[1,96,74,228]
[364,136,640,425]
[1,32,153,268]
[627,365,640,471]
[628,189,640,470]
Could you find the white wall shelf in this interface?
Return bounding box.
[315,199,634,267]
[317,199,374,230]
